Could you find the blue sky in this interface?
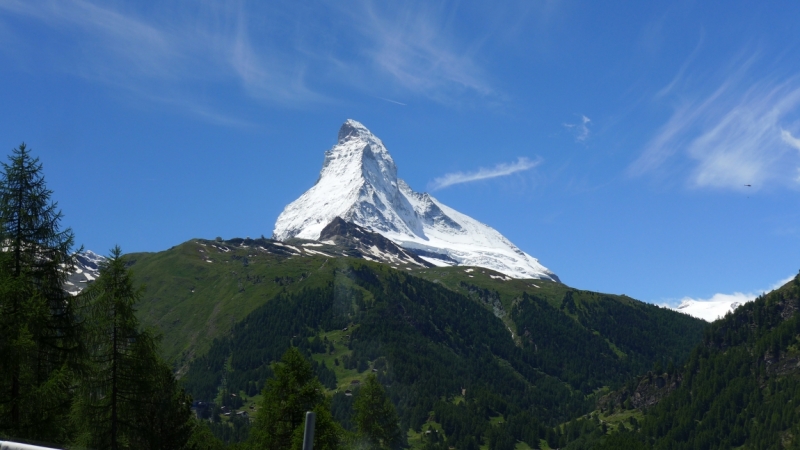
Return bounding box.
[1,0,800,305]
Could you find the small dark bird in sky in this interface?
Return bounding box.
[744,184,751,187]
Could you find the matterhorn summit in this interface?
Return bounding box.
[273,120,559,281]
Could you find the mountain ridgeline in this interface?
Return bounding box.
[125,237,707,448]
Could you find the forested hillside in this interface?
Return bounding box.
[636,272,800,449]
[132,241,708,448]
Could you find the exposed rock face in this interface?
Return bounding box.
[598,371,683,412]
[319,217,431,268]
[273,119,558,281]
[64,250,104,295]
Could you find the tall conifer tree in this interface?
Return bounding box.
[0,143,81,442]
[248,347,341,450]
[71,246,193,450]
[353,374,400,450]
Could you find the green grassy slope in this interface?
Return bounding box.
[127,238,336,372]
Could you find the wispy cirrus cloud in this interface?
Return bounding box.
[429,157,541,191]
[0,0,325,120]
[630,53,800,190]
[0,0,508,116]
[339,1,498,106]
[563,115,591,142]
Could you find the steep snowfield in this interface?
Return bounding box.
[273,120,558,281]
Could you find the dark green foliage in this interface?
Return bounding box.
[593,430,648,450]
[182,286,344,403]
[576,294,702,370]
[640,274,800,449]
[331,391,355,432]
[208,415,251,445]
[247,347,342,450]
[0,145,199,448]
[349,269,588,433]
[132,362,195,450]
[0,143,82,443]
[512,291,706,393]
[187,420,226,450]
[71,247,193,449]
[353,374,400,449]
[513,292,618,392]
[314,360,337,390]
[72,246,157,449]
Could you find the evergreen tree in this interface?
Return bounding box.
[353,374,400,450]
[0,143,82,443]
[186,420,226,450]
[71,246,192,449]
[131,361,195,450]
[248,347,341,450]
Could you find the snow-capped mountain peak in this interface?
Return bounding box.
[275,119,421,241]
[273,120,558,281]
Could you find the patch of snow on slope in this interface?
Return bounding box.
[303,248,334,258]
[418,256,455,267]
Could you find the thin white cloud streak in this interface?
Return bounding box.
[375,96,407,106]
[563,115,591,142]
[429,157,541,190]
[781,129,800,152]
[630,59,800,189]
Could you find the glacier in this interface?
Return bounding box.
[273,119,559,281]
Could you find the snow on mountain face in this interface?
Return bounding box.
[273,119,559,281]
[672,298,748,322]
[64,250,105,295]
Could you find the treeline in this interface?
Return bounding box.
[0,145,197,449]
